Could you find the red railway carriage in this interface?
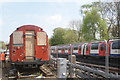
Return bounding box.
[9,25,50,65]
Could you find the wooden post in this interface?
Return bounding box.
[69,55,76,78]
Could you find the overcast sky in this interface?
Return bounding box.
[0,0,99,42]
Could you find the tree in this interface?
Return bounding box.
[82,8,108,41]
[49,27,80,45]
[81,1,120,37]
[49,27,66,46]
[99,1,120,37]
[69,20,83,41]
[63,29,78,44]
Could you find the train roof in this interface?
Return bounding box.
[10,25,44,36]
[109,37,120,41]
[16,25,43,31]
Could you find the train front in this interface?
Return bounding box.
[9,25,50,68]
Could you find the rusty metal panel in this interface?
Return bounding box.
[25,31,35,60]
[37,32,46,45]
[13,31,23,44]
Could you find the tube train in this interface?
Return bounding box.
[51,38,120,56]
[51,38,120,67]
[9,25,50,68]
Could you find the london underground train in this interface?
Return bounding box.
[51,38,120,67]
[51,38,120,57]
[9,25,50,68]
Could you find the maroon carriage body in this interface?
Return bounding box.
[9,25,50,64]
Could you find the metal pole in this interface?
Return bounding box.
[105,40,109,78]
[57,58,67,79]
[55,46,58,59]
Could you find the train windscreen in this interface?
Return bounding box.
[13,31,23,46]
[37,32,46,45]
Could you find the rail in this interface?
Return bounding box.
[50,57,120,78]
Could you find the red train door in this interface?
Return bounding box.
[99,42,106,56]
[25,31,35,60]
[86,44,90,55]
[78,46,81,55]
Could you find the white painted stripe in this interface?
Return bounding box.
[73,50,78,53]
[90,50,99,54]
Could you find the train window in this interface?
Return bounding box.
[13,31,23,45]
[65,48,67,50]
[37,32,46,45]
[74,47,78,50]
[112,41,120,49]
[91,43,99,50]
[58,48,61,50]
[100,43,106,51]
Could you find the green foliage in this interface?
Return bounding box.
[82,7,108,41]
[50,1,111,45]
[50,27,65,46]
[49,28,79,46]
[98,18,108,39]
[63,29,78,44]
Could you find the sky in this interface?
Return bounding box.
[0,0,99,42]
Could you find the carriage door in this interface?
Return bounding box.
[25,31,35,60]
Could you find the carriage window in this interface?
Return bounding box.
[74,47,78,50]
[13,31,23,45]
[58,48,61,50]
[37,32,46,45]
[112,41,120,49]
[65,48,68,50]
[91,43,99,50]
[100,43,106,51]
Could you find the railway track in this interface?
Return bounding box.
[2,62,57,79]
[76,61,120,74]
[51,53,120,68]
[52,53,120,77]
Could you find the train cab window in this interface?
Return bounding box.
[112,41,120,49]
[37,32,46,45]
[100,43,106,51]
[13,31,23,46]
[91,43,99,50]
